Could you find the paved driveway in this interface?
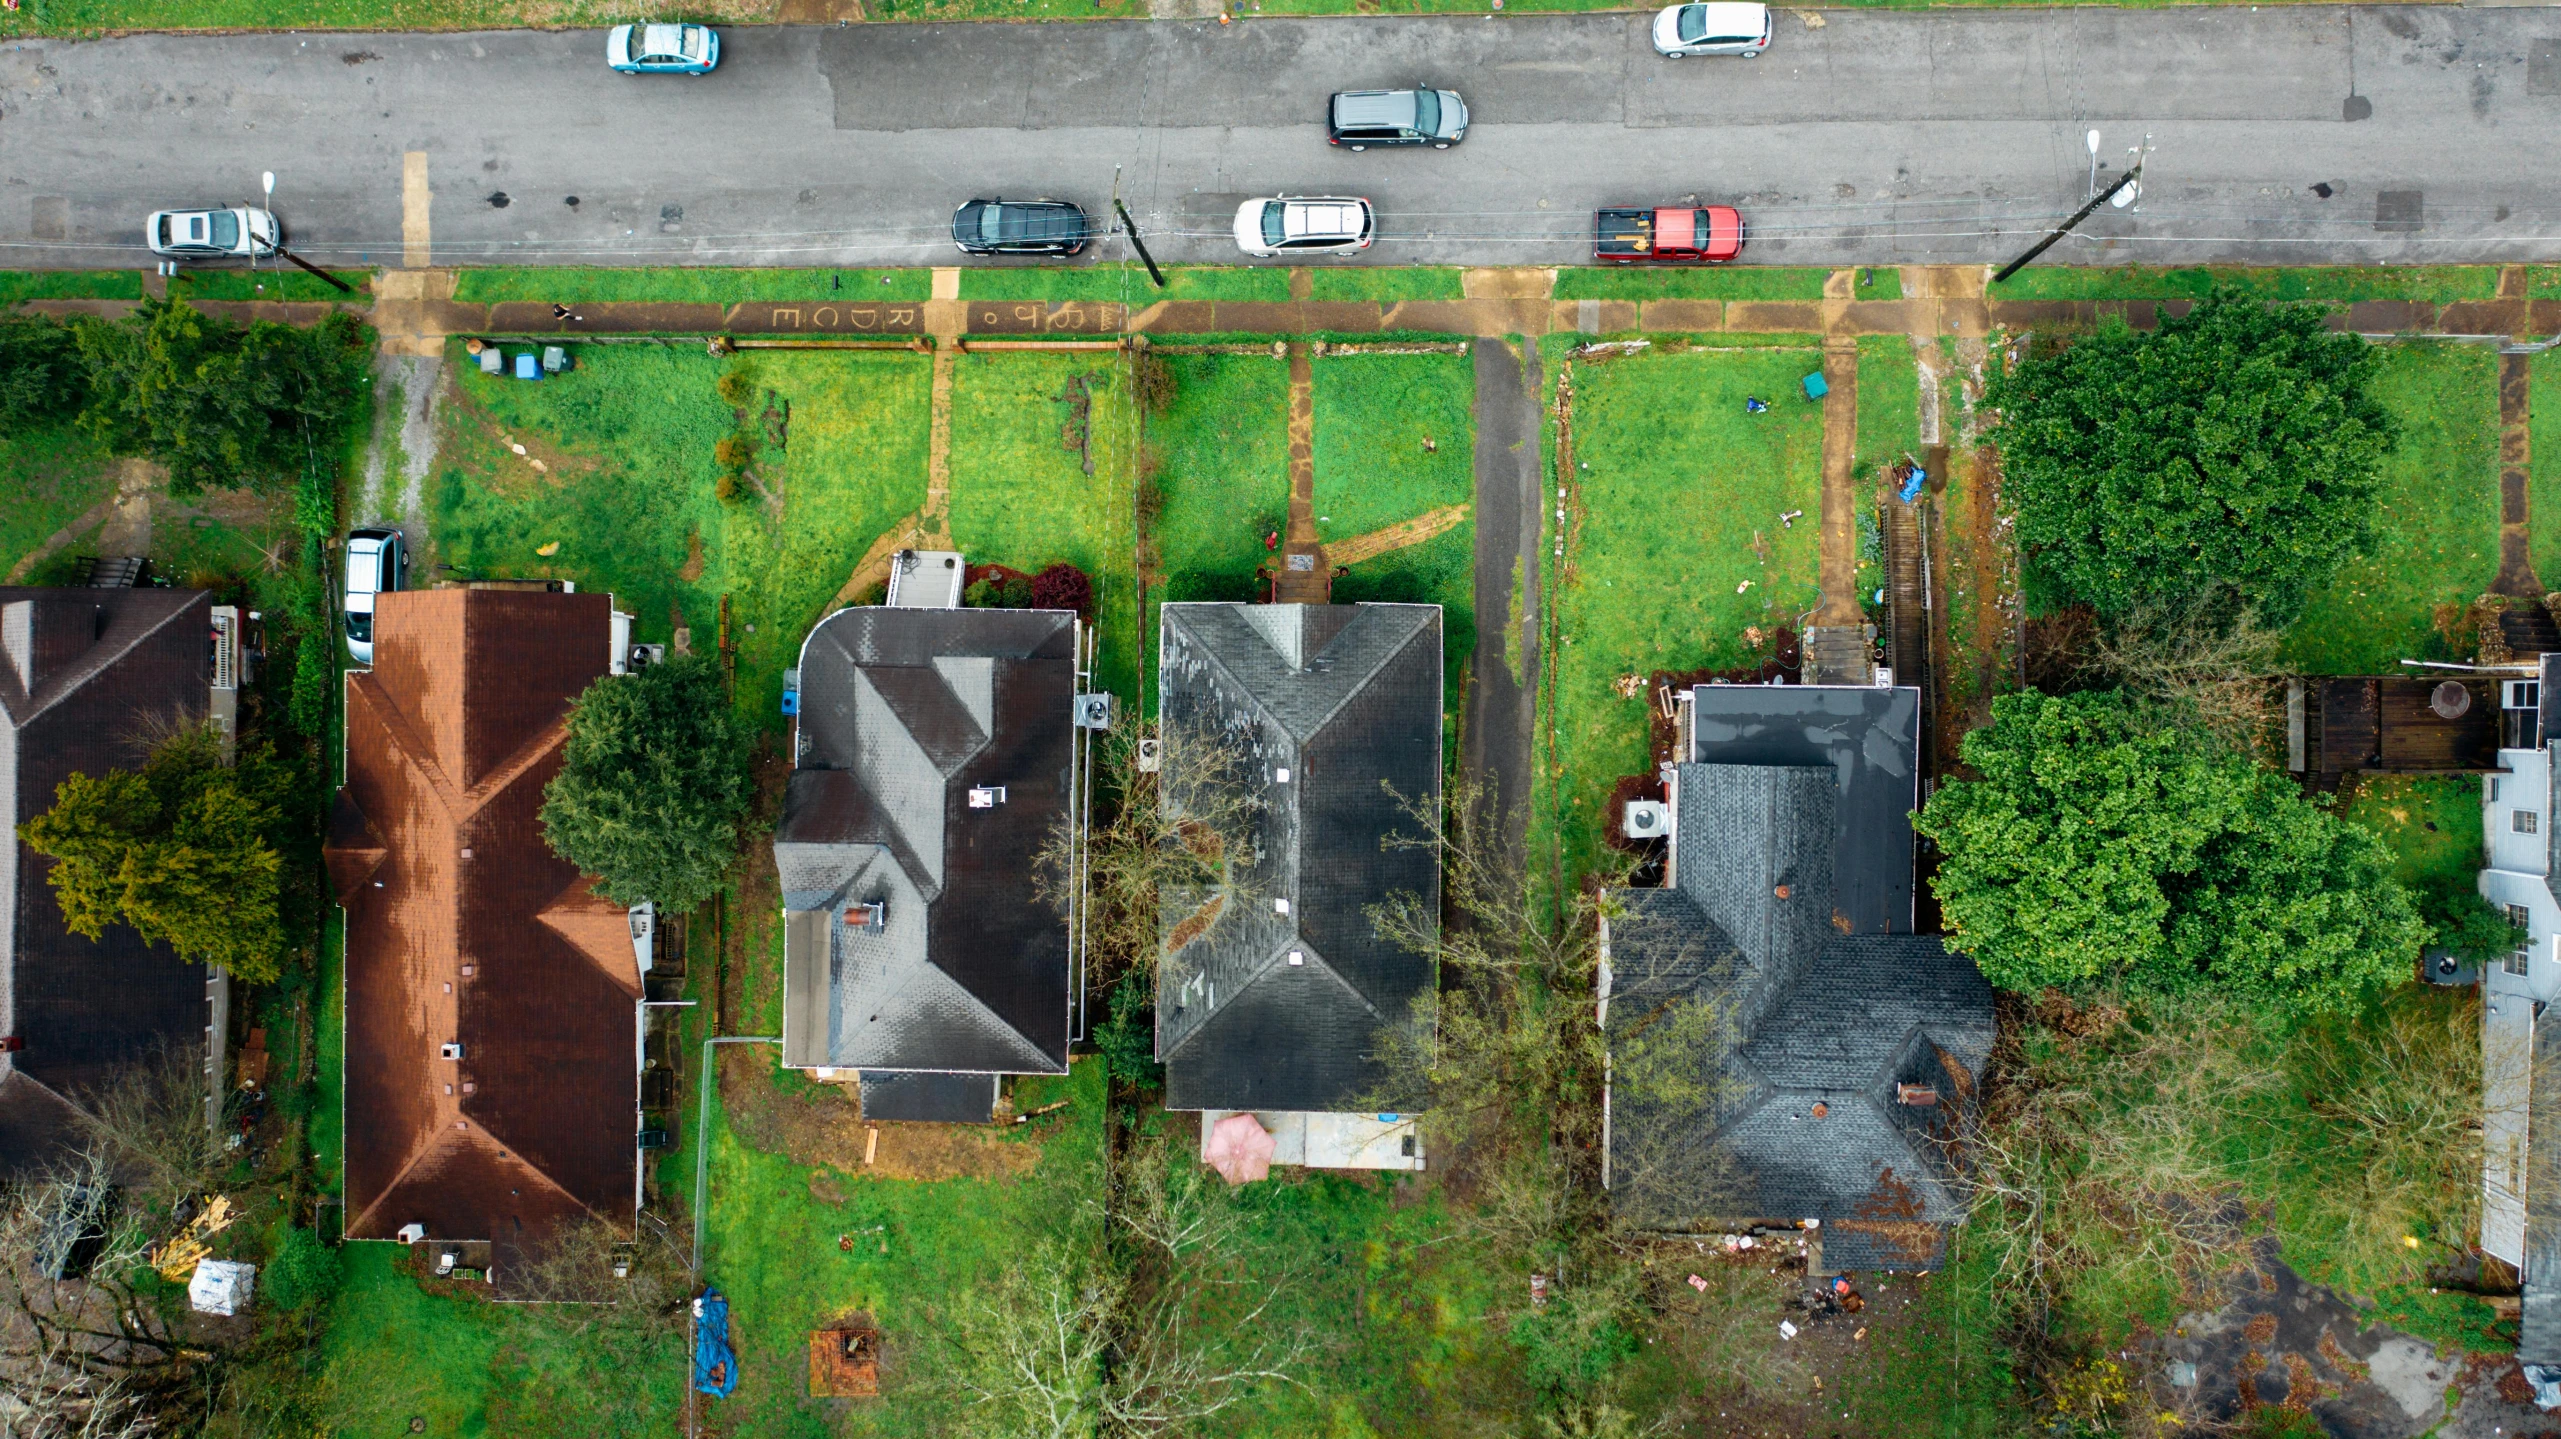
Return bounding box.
[1,9,2555,269]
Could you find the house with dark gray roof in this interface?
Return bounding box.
[776,605,1080,1124]
[1154,603,1440,1137]
[1600,683,1992,1272]
[0,588,224,1179]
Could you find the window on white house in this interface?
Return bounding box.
[2507,948,2533,977]
[2518,811,2542,835]
[2492,777,2506,802]
[2511,904,2533,930]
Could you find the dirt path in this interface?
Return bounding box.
[1326,503,1469,568]
[1273,340,1330,603]
[2496,267,2541,599]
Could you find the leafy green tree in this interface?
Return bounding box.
[71,298,371,499]
[0,313,86,424]
[19,726,296,985]
[1914,691,2427,1016]
[1986,291,2395,622]
[539,655,751,916]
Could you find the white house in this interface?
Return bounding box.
[2478,660,2557,1284]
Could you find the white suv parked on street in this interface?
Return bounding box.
[1232,196,1375,258]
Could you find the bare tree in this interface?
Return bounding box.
[1036,725,1267,998]
[2088,602,2287,757]
[0,1144,189,1435]
[73,1043,226,1201]
[509,1216,689,1364]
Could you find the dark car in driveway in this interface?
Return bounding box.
[951,198,1093,257]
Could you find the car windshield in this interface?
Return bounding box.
[1678,5,1709,41]
[1261,203,1287,248]
[1414,90,1440,135]
[344,612,373,643]
[207,212,240,249]
[979,204,1008,242]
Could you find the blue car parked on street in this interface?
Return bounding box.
[607,23,720,75]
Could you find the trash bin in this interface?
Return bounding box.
[1801,372,1828,401]
[542,346,570,374]
[478,348,504,376]
[514,352,541,381]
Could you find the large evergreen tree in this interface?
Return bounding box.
[1986,291,2395,622]
[540,656,751,916]
[71,298,371,498]
[1914,691,2426,1016]
[19,726,296,984]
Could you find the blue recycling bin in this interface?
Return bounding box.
[514,352,540,381]
[1801,372,1828,401]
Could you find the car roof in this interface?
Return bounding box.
[1689,1,1767,25]
[1283,199,1367,239]
[1332,91,1420,129]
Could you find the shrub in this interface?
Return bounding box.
[1131,350,1177,415]
[0,312,86,422]
[714,472,740,503]
[1915,689,2428,1016]
[1984,290,2394,623]
[1093,972,1161,1090]
[539,655,752,915]
[714,361,756,408]
[712,433,752,470]
[1030,562,1094,616]
[261,1225,340,1310]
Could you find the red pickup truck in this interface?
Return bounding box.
[1594,205,1745,264]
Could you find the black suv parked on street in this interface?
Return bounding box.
[1326,89,1468,151]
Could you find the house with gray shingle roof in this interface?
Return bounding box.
[1153,603,1439,1160]
[776,604,1081,1123]
[1599,683,1992,1272]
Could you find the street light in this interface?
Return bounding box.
[2110,136,2151,211]
[258,172,275,268]
[2085,130,2101,200]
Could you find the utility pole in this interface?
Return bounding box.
[1110,167,1167,290]
[1992,161,2143,285]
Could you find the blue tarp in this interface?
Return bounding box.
[692,1289,738,1398]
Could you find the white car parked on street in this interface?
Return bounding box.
[1652,1,1771,57]
[146,207,280,259]
[1232,196,1375,258]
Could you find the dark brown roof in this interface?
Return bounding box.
[330,588,638,1254]
[0,587,215,1178]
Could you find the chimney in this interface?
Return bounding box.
[845,901,886,935]
[1897,1083,1940,1107]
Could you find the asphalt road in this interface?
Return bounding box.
[3,9,2559,270]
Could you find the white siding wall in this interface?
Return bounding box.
[2483,747,2557,1266]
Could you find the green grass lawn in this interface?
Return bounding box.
[1311,352,1474,542]
[946,351,1143,698]
[1989,265,2499,304]
[315,1243,685,1437]
[1553,267,1901,303]
[429,341,933,729]
[2532,349,2561,588]
[1141,353,1292,702]
[1854,334,1920,479]
[179,269,373,303]
[0,269,144,303]
[1116,1122,1530,1437]
[0,417,117,579]
[1306,268,1467,304]
[961,265,1292,303]
[2284,341,2501,674]
[2339,773,2486,901]
[700,1057,1105,1439]
[451,267,934,306]
[1536,338,1826,885]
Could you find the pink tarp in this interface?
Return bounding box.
[1203,1113,1275,1185]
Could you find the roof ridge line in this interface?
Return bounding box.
[347,673,466,822]
[1292,606,1439,742]
[460,717,571,815]
[11,591,203,727]
[348,1124,591,1239]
